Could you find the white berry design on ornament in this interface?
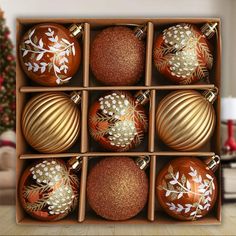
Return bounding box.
[21,27,76,84]
[89,92,148,151]
[154,24,213,84]
[23,160,78,215]
[159,164,215,220]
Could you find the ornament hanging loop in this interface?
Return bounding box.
[203,87,218,104]
[70,91,81,104]
[135,156,150,170]
[134,24,147,40]
[135,90,150,105]
[201,22,218,39]
[205,155,220,172]
[69,23,84,38]
[68,156,83,172]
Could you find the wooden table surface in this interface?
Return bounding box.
[1,203,236,235]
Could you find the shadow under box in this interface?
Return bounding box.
[154,155,220,224]
[18,23,84,88]
[88,24,147,87]
[16,156,81,224]
[18,91,82,154]
[154,89,216,153]
[87,90,150,153]
[151,22,218,86]
[83,156,150,223]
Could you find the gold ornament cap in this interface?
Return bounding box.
[70,91,81,104]
[134,24,147,40]
[69,23,84,38]
[201,22,218,39]
[135,90,150,105]
[68,156,83,172]
[203,87,218,104]
[135,156,150,170]
[205,155,220,172]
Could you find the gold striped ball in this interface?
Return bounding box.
[156,90,215,151]
[22,92,80,153]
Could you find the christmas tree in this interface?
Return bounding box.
[0,10,16,134]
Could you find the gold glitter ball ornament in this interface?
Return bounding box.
[156,89,218,151]
[87,156,149,221]
[22,92,81,153]
[153,23,217,84]
[88,90,149,151]
[90,26,146,85]
[19,158,81,221]
[156,155,220,221]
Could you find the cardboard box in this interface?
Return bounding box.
[16,18,221,224]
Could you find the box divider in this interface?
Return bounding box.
[83,23,90,87]
[148,90,156,152]
[148,155,156,221]
[145,22,154,86]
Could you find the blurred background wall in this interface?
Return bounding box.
[0,0,236,96]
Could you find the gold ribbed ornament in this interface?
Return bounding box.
[156,89,217,151]
[22,92,81,153]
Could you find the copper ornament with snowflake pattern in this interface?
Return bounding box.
[19,159,80,221]
[156,156,219,221]
[153,23,217,84]
[88,91,148,151]
[19,23,82,86]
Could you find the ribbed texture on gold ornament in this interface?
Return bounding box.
[156,90,215,151]
[22,92,80,153]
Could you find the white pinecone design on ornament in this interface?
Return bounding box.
[23,160,78,216]
[90,92,147,151]
[155,23,213,84]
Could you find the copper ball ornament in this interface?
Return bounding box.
[87,157,149,221]
[19,23,82,86]
[88,91,149,151]
[90,26,145,85]
[156,156,220,221]
[156,89,217,151]
[22,92,81,153]
[19,158,80,221]
[153,23,217,84]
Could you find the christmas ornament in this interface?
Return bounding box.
[22,92,81,153]
[156,155,220,221]
[156,89,217,151]
[88,90,149,151]
[153,22,217,84]
[90,25,146,85]
[19,157,82,221]
[19,23,83,86]
[87,156,149,221]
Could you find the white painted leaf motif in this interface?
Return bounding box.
[24,40,31,44]
[48,46,57,52]
[190,211,196,216]
[175,172,179,180]
[36,53,44,61]
[56,78,61,84]
[186,180,191,190]
[206,174,213,180]
[72,45,75,56]
[22,50,28,57]
[165,190,171,197]
[49,37,57,43]
[39,38,44,48]
[177,192,183,199]
[41,66,46,73]
[62,38,70,45]
[29,29,35,38]
[170,180,177,185]
[54,65,61,73]
[33,63,39,72]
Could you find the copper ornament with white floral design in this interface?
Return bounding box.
[153,23,217,84]
[19,157,82,221]
[156,155,220,221]
[19,23,83,86]
[88,90,149,151]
